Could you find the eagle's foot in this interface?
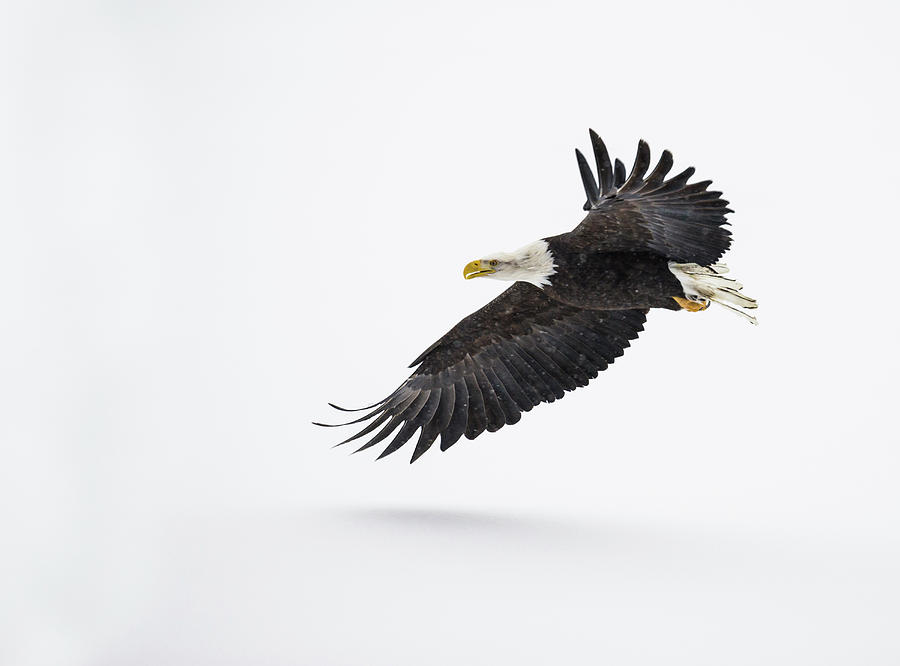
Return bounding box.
[673,296,709,312]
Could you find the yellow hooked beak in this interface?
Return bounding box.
[463,260,496,280]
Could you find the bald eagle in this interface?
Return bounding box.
[316,131,756,462]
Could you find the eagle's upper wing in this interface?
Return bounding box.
[316,282,646,463]
[568,130,733,266]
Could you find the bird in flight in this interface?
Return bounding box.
[315,130,757,462]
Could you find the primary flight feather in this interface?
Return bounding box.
[315,130,757,462]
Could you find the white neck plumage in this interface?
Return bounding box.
[487,240,558,287]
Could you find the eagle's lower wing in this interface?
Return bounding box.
[316,282,646,463]
[569,130,733,266]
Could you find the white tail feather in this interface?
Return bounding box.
[669,262,758,324]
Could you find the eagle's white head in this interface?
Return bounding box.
[463,239,557,288]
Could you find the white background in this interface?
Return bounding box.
[2,1,899,664]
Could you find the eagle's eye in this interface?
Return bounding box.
[489,260,498,266]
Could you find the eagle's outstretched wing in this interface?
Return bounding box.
[570,130,733,266]
[315,283,646,463]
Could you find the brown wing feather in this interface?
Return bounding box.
[572,132,733,266]
[316,283,646,463]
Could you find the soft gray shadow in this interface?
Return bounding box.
[321,505,665,547]
[339,506,557,531]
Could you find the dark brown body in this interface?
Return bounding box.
[543,239,683,311]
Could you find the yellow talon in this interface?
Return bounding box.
[673,296,709,312]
